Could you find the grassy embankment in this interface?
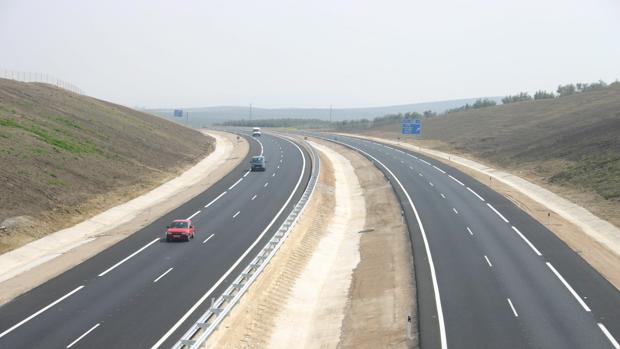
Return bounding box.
[0,78,214,253]
[357,84,620,226]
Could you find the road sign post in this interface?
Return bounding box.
[401,118,421,135]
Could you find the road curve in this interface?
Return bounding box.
[0,131,313,349]
[314,133,620,349]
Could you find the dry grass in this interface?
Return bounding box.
[356,85,620,227]
[0,78,214,252]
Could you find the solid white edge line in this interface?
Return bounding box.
[0,285,85,339]
[66,323,100,348]
[507,298,519,317]
[153,267,174,283]
[228,178,243,190]
[150,134,307,349]
[251,136,264,156]
[433,165,446,174]
[232,211,240,218]
[484,255,493,267]
[202,233,215,244]
[546,262,591,312]
[187,210,201,220]
[98,238,160,277]
[487,203,509,223]
[466,187,485,201]
[204,191,227,208]
[598,323,620,349]
[466,227,474,236]
[419,159,431,165]
[243,171,250,178]
[511,226,542,256]
[448,174,465,186]
[322,137,448,349]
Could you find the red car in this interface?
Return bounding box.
[165,219,195,242]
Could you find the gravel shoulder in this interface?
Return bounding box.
[0,130,247,305]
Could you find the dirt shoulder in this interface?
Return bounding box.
[0,130,248,305]
[204,138,415,348]
[348,133,620,291]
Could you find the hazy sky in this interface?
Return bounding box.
[1,0,619,108]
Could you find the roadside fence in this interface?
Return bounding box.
[0,69,85,95]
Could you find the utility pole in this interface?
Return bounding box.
[249,103,253,123]
[186,111,189,126]
[329,105,333,123]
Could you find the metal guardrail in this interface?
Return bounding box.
[172,135,320,349]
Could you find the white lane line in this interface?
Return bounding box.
[233,211,240,218]
[418,173,423,177]
[251,194,257,201]
[487,203,509,223]
[98,238,160,277]
[409,166,414,170]
[440,193,446,199]
[264,182,269,187]
[419,159,431,165]
[204,191,227,208]
[511,226,542,256]
[277,165,280,169]
[228,178,243,190]
[272,173,276,177]
[202,233,214,244]
[243,171,250,178]
[409,154,418,159]
[252,136,264,156]
[433,165,446,174]
[546,262,591,312]
[452,208,459,215]
[507,298,519,317]
[153,267,174,283]
[466,187,485,201]
[66,323,100,348]
[598,323,620,349]
[448,175,465,186]
[429,182,435,187]
[320,138,448,349]
[187,210,201,220]
[400,160,404,164]
[151,135,308,349]
[280,159,283,163]
[466,227,474,236]
[484,255,493,267]
[0,285,85,339]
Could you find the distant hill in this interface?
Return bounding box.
[146,97,502,127]
[0,79,214,253]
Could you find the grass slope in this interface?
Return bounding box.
[359,84,620,223]
[0,79,213,252]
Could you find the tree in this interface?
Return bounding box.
[472,98,497,108]
[534,90,555,100]
[502,92,532,104]
[423,110,437,117]
[557,84,576,97]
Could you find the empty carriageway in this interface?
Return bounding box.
[0,131,312,349]
[316,133,620,349]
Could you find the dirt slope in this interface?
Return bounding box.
[358,84,620,226]
[0,78,213,253]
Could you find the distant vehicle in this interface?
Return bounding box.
[250,155,266,171]
[165,219,195,242]
[252,127,261,137]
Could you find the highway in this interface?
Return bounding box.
[314,133,620,349]
[0,131,313,348]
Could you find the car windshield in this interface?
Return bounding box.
[169,221,188,228]
[251,157,264,163]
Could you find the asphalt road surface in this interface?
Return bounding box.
[314,133,620,349]
[0,131,312,349]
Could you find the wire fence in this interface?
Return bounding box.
[0,69,85,95]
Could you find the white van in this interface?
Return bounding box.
[252,127,261,137]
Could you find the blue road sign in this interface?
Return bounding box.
[173,109,183,117]
[402,118,421,135]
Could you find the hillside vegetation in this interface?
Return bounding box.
[0,79,213,252]
[357,84,620,225]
